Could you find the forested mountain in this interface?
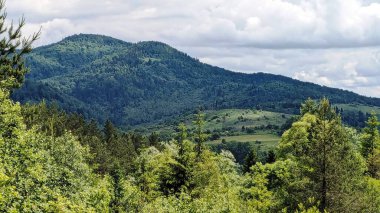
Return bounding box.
[12,34,380,127]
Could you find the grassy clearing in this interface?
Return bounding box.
[208,133,280,144]
[207,133,281,151]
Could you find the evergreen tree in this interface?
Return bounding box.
[104,119,117,144]
[177,123,187,157]
[193,111,207,159]
[279,98,366,212]
[266,149,276,163]
[148,132,160,147]
[361,113,380,178]
[243,148,258,173]
[300,98,317,116]
[0,0,39,90]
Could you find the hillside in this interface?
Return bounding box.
[12,34,380,127]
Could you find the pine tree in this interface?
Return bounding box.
[243,148,258,173]
[177,123,187,156]
[160,123,194,195]
[193,111,207,159]
[0,0,39,91]
[266,150,276,163]
[279,98,366,212]
[104,119,117,144]
[300,97,317,116]
[361,113,380,178]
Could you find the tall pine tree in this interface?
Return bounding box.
[278,98,366,212]
[361,113,380,178]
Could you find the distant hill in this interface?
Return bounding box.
[12,34,380,127]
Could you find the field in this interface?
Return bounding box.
[207,132,281,151]
[208,133,280,144]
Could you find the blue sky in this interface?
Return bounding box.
[7,0,380,97]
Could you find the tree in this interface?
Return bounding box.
[104,119,117,144]
[148,132,160,147]
[360,113,380,178]
[300,98,317,116]
[177,123,187,157]
[278,98,366,212]
[266,150,276,163]
[193,111,207,159]
[0,0,39,90]
[243,148,258,173]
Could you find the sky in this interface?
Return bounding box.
[6,0,380,98]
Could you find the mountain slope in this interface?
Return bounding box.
[12,34,380,127]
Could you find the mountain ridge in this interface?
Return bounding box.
[12,34,380,127]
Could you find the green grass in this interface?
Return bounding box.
[207,133,281,151]
[208,133,280,144]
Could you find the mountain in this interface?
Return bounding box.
[12,34,380,127]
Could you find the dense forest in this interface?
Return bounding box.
[1,2,380,212]
[12,33,380,127]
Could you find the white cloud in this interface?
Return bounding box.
[5,0,380,97]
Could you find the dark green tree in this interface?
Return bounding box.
[148,132,160,147]
[104,119,117,144]
[243,148,258,173]
[266,150,276,163]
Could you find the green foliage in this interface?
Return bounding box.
[360,177,380,212]
[0,89,113,212]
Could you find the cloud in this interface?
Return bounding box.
[5,0,380,97]
[197,47,380,97]
[8,0,380,48]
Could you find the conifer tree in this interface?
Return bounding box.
[104,119,117,144]
[361,113,380,178]
[148,132,160,147]
[279,98,366,212]
[243,148,258,173]
[177,123,187,157]
[300,97,317,116]
[266,149,276,163]
[193,111,207,159]
[0,0,39,91]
